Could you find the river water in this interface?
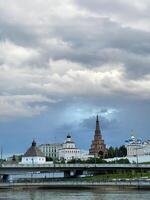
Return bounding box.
[0,189,150,200]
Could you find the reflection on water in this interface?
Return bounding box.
[0,189,150,200]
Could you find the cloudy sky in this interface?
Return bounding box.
[0,0,150,154]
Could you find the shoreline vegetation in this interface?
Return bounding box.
[0,172,149,190]
[82,172,150,181]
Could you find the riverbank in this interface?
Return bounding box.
[0,181,149,190]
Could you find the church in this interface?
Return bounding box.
[59,134,81,161]
[21,140,46,164]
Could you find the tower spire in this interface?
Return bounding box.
[32,139,36,147]
[96,114,98,121]
[95,115,101,136]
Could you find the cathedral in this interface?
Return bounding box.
[89,115,106,157]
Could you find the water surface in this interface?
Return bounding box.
[0,189,149,200]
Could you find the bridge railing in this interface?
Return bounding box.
[1,163,150,168]
[0,177,150,185]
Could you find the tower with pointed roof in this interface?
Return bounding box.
[89,115,106,156]
[21,140,46,164]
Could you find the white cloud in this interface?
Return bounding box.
[0,95,56,120]
[1,59,150,101]
[0,0,81,27]
[0,0,150,120]
[0,40,39,66]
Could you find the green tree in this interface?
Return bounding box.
[105,145,127,158]
[118,145,127,157]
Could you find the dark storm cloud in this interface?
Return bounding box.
[53,16,150,77]
[0,0,150,152]
[0,21,36,47]
[80,115,118,131]
[1,0,150,78]
[74,0,150,21]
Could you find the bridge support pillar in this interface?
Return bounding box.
[74,170,83,177]
[2,174,9,182]
[64,171,71,178]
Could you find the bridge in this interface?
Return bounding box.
[0,163,150,178]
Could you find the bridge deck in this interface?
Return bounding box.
[0,164,149,174]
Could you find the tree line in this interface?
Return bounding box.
[104,145,127,158]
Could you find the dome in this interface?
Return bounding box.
[67,134,71,138]
[131,135,135,140]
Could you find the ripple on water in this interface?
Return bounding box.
[0,189,150,200]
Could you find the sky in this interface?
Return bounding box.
[0,0,150,155]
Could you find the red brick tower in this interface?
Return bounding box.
[89,115,106,156]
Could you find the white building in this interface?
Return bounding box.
[80,150,94,161]
[125,135,150,157]
[39,143,63,159]
[59,134,81,161]
[21,140,46,164]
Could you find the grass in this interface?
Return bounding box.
[142,162,150,164]
[82,172,150,181]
